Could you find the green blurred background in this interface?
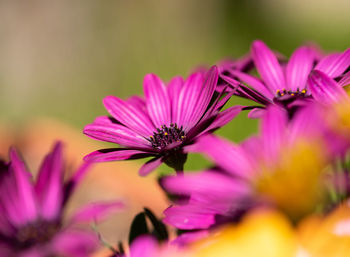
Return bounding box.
[1,0,349,170]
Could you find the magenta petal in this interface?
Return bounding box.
[227,70,274,98]
[251,40,285,92]
[103,96,155,137]
[162,171,249,197]
[163,205,215,230]
[0,173,27,227]
[127,95,147,111]
[144,74,171,128]
[69,201,124,224]
[9,148,38,222]
[84,122,151,148]
[247,108,265,119]
[308,70,349,104]
[171,230,209,246]
[185,134,253,179]
[261,106,288,162]
[129,236,158,257]
[316,48,350,78]
[339,71,350,87]
[84,149,152,162]
[52,230,98,257]
[288,104,325,143]
[35,143,64,220]
[188,66,218,128]
[220,73,241,88]
[315,53,340,74]
[197,105,243,136]
[167,76,184,125]
[139,157,162,176]
[176,72,204,129]
[286,46,315,91]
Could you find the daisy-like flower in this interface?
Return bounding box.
[83,66,242,175]
[162,105,331,230]
[0,143,123,257]
[221,40,350,118]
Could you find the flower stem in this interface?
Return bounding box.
[175,165,184,176]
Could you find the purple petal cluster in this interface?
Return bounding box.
[221,40,350,118]
[0,143,123,257]
[84,66,242,175]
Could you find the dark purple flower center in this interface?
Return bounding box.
[14,220,60,249]
[275,88,307,98]
[149,123,186,149]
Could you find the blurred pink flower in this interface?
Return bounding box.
[0,142,123,257]
[162,105,330,230]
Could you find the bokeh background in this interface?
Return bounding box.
[0,0,349,247]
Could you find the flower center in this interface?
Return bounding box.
[149,123,186,149]
[276,88,307,98]
[15,220,60,249]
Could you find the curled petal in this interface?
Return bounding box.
[84,149,153,162]
[139,157,162,176]
[308,70,349,104]
[316,48,350,78]
[84,122,151,148]
[339,71,350,87]
[228,70,274,98]
[195,105,243,137]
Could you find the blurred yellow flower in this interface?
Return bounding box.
[191,209,298,257]
[256,139,328,220]
[298,201,350,257]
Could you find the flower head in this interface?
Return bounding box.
[221,40,350,118]
[162,105,331,230]
[84,66,242,175]
[0,142,123,257]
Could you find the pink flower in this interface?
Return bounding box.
[221,40,350,118]
[0,143,123,257]
[162,105,330,230]
[84,66,242,175]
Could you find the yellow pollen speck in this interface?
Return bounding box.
[164,132,168,136]
[291,93,295,96]
[301,89,306,94]
[276,89,280,93]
